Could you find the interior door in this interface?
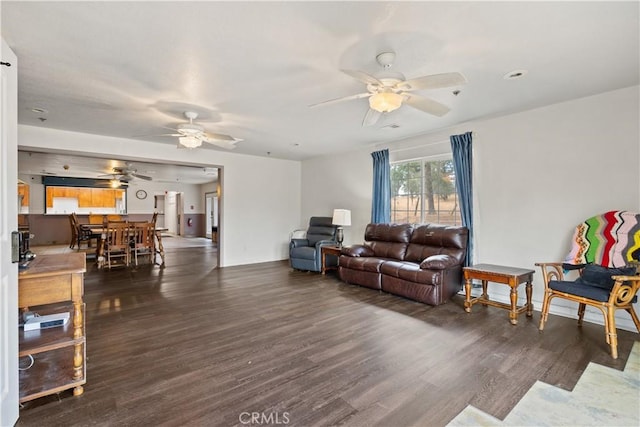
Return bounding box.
[0,38,19,427]
[164,192,177,234]
[176,192,184,236]
[205,193,214,238]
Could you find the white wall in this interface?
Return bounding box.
[301,149,372,246]
[18,125,301,267]
[127,180,202,214]
[301,85,640,331]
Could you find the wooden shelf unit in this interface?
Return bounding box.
[18,253,87,403]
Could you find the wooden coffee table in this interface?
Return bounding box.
[463,263,535,325]
[320,245,342,275]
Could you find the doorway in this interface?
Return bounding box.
[205,192,218,244]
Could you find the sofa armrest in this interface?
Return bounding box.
[420,254,459,270]
[341,244,374,257]
[290,238,309,249]
[315,239,337,248]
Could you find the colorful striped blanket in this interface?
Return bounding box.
[564,210,640,268]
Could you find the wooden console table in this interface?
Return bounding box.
[18,252,86,402]
[463,263,534,325]
[320,245,342,275]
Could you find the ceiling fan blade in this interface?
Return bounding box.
[203,139,237,150]
[362,108,382,127]
[341,69,383,86]
[403,94,451,117]
[131,172,152,181]
[132,133,180,138]
[203,132,237,142]
[398,72,467,91]
[309,92,371,108]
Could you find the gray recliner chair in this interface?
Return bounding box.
[289,217,338,272]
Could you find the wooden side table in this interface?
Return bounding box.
[463,263,535,325]
[320,245,342,275]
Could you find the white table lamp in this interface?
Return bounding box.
[332,209,351,247]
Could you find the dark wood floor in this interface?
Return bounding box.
[17,246,638,427]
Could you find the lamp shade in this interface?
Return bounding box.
[332,209,351,226]
[369,92,403,113]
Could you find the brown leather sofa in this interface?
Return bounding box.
[338,223,469,306]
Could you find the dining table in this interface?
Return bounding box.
[82,224,168,268]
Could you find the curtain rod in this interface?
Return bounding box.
[387,131,477,154]
[389,139,448,153]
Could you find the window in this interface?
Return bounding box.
[390,158,461,226]
[43,176,127,215]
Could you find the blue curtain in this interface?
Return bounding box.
[450,132,473,266]
[371,149,391,224]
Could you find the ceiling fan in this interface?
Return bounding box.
[156,111,242,150]
[311,52,467,126]
[99,162,152,182]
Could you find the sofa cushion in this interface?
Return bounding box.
[405,224,468,264]
[549,280,612,302]
[420,254,459,270]
[580,264,636,290]
[380,260,441,285]
[364,223,413,243]
[364,223,413,260]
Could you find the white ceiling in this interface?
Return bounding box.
[2,1,639,163]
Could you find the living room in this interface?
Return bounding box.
[1,1,639,426]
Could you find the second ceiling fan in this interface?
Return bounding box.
[156,111,242,150]
[99,162,152,182]
[311,52,467,126]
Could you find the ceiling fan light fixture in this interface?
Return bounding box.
[110,179,122,188]
[177,123,204,135]
[179,136,202,149]
[369,92,403,113]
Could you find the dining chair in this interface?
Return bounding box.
[70,212,94,250]
[68,214,78,249]
[104,222,130,269]
[129,222,155,266]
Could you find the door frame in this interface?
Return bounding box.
[1,38,19,427]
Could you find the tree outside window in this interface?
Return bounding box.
[391,158,461,226]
